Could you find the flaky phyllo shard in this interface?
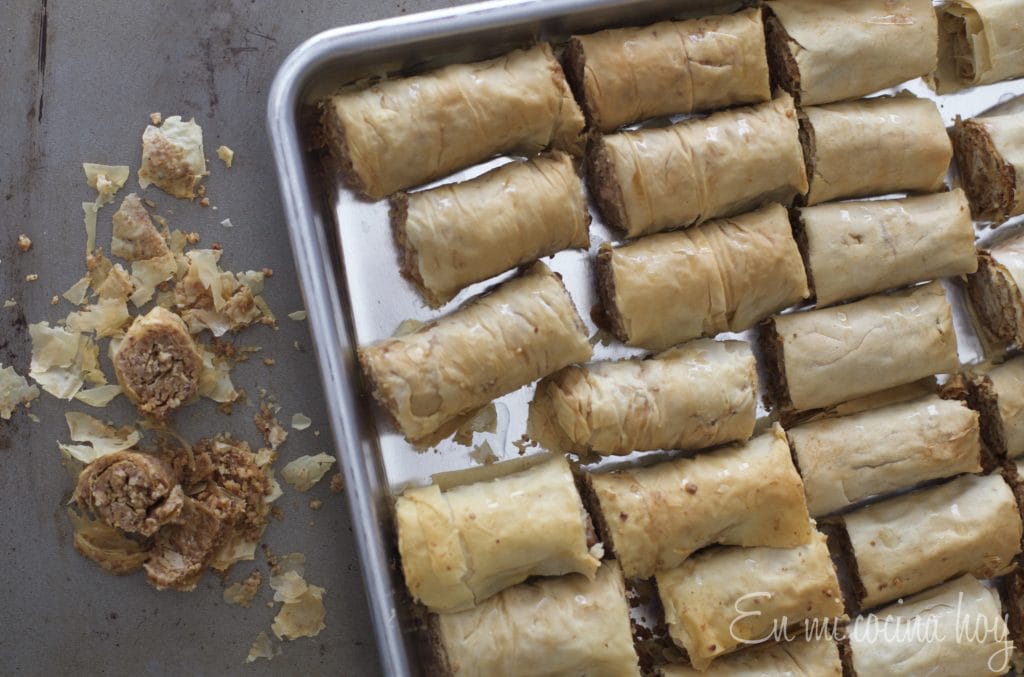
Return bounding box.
[138,115,208,199]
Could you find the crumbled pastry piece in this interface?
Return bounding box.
[197,345,238,404]
[112,307,203,420]
[17,234,31,252]
[24,274,38,282]
[224,569,262,608]
[216,145,234,168]
[328,473,343,494]
[64,411,141,461]
[173,249,274,336]
[308,499,322,511]
[287,310,306,321]
[66,298,130,337]
[112,193,170,262]
[73,450,185,537]
[0,364,40,419]
[220,218,234,228]
[199,197,210,207]
[74,384,123,407]
[290,413,311,430]
[3,298,16,308]
[49,295,58,305]
[138,115,208,199]
[280,453,335,492]
[149,112,162,126]
[269,565,327,640]
[82,202,98,256]
[28,322,102,399]
[145,496,227,591]
[255,402,287,451]
[83,163,130,207]
[94,264,134,301]
[246,632,279,663]
[68,509,150,575]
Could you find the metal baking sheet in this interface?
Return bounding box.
[267,2,1024,673]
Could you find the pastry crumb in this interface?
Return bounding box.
[25,274,38,282]
[329,473,343,494]
[185,231,200,244]
[224,569,262,608]
[308,499,322,511]
[217,145,235,168]
[50,295,59,306]
[149,112,162,125]
[200,197,210,207]
[263,358,276,366]
[17,234,32,252]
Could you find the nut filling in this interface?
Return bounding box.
[73,451,184,537]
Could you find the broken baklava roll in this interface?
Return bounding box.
[564,7,770,132]
[933,0,1024,93]
[358,262,592,445]
[798,190,977,307]
[968,356,1024,458]
[788,394,983,516]
[527,339,756,456]
[659,637,842,676]
[763,0,938,106]
[848,575,1012,676]
[322,44,585,199]
[391,152,589,308]
[588,424,813,579]
[73,450,185,537]
[967,232,1024,345]
[802,96,952,206]
[656,530,845,670]
[112,306,204,420]
[761,282,960,413]
[144,496,228,592]
[396,455,601,613]
[598,203,809,350]
[433,560,640,677]
[953,108,1024,222]
[842,473,1022,609]
[588,94,807,238]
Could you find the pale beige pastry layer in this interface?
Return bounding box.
[933,0,1024,93]
[392,152,590,307]
[396,455,599,613]
[764,0,937,106]
[527,339,756,456]
[323,44,585,199]
[435,560,640,677]
[656,530,845,670]
[954,109,1024,222]
[968,356,1024,458]
[599,203,809,350]
[799,190,977,307]
[803,96,952,206]
[789,394,982,516]
[589,95,807,237]
[849,575,1012,676]
[588,424,812,579]
[845,473,1022,609]
[764,282,959,412]
[566,7,770,131]
[967,233,1024,345]
[659,637,842,676]
[358,262,592,444]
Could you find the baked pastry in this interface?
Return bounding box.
[527,339,756,456]
[391,152,589,307]
[933,0,1024,93]
[73,450,184,537]
[953,107,1024,222]
[967,356,1024,458]
[659,637,842,676]
[967,232,1024,345]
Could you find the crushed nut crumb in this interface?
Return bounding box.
[50,295,59,306]
[308,499,322,511]
[263,358,276,366]
[200,197,210,207]
[329,473,343,494]
[185,232,200,244]
[17,234,32,252]
[149,112,162,125]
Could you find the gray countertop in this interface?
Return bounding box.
[0,1,465,674]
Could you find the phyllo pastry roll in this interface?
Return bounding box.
[848,575,1012,676]
[433,560,641,677]
[788,394,983,517]
[588,95,807,238]
[933,0,1024,93]
[598,203,809,350]
[359,262,592,445]
[565,7,770,132]
[322,44,585,199]
[967,232,1024,346]
[528,339,757,456]
[842,473,1022,609]
[764,0,938,106]
[391,152,590,307]
[954,107,1024,222]
[798,190,977,308]
[761,282,960,413]
[801,96,952,206]
[396,455,600,613]
[656,530,845,670]
[967,356,1024,458]
[659,637,842,676]
[588,424,813,579]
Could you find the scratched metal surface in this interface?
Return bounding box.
[0,1,467,675]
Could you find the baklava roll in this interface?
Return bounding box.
[322,44,585,199]
[527,339,757,456]
[967,232,1024,346]
[659,637,842,676]
[763,0,938,106]
[788,394,983,516]
[798,190,977,307]
[843,473,1022,609]
[656,531,845,670]
[434,560,640,677]
[848,575,1012,676]
[588,424,813,579]
[397,455,601,613]
[565,7,770,132]
[968,356,1024,458]
[933,0,1024,93]
[802,96,952,206]
[588,95,807,238]
[953,108,1024,222]
[391,152,590,307]
[359,262,592,444]
[598,203,809,350]
[761,282,960,413]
